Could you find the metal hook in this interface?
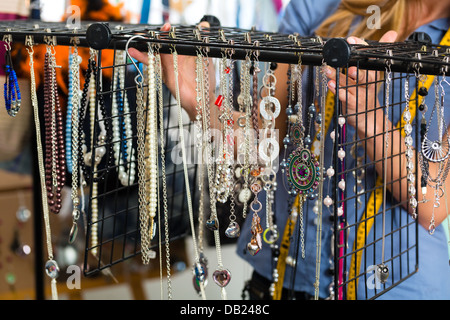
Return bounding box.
[125,35,146,86]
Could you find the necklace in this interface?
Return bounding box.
[78,49,111,256]
[403,75,419,220]
[112,50,136,186]
[198,50,231,298]
[376,57,393,285]
[172,48,211,299]
[215,55,235,206]
[68,38,82,244]
[78,50,112,185]
[192,50,209,297]
[43,38,66,216]
[3,34,21,117]
[313,62,327,300]
[419,75,450,234]
[153,47,173,299]
[26,35,59,300]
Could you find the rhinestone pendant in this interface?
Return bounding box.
[286,148,320,195]
[206,218,219,231]
[225,221,241,238]
[212,269,232,287]
[45,260,60,279]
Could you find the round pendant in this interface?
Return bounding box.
[259,96,281,120]
[421,136,450,163]
[286,148,320,194]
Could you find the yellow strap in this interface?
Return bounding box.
[273,197,302,300]
[347,27,450,300]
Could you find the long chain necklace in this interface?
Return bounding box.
[26,36,59,300]
[196,51,231,298]
[128,38,158,264]
[376,58,393,285]
[192,51,209,297]
[236,57,253,220]
[313,62,327,300]
[154,48,172,299]
[172,49,210,299]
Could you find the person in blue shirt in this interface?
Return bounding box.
[130,0,450,299]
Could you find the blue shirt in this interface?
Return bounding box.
[236,0,450,300]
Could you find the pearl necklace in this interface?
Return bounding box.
[136,43,159,264]
[43,43,66,216]
[112,50,136,186]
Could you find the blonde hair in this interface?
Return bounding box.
[315,0,420,41]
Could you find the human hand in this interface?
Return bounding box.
[325,31,397,136]
[128,21,215,121]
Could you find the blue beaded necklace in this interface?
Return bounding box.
[66,53,74,173]
[3,41,21,117]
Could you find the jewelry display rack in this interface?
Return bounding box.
[1,19,450,300]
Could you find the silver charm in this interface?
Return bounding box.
[376,264,389,284]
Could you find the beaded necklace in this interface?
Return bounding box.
[43,40,66,215]
[3,35,21,117]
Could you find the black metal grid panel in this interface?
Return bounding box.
[82,45,198,275]
[332,65,419,300]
